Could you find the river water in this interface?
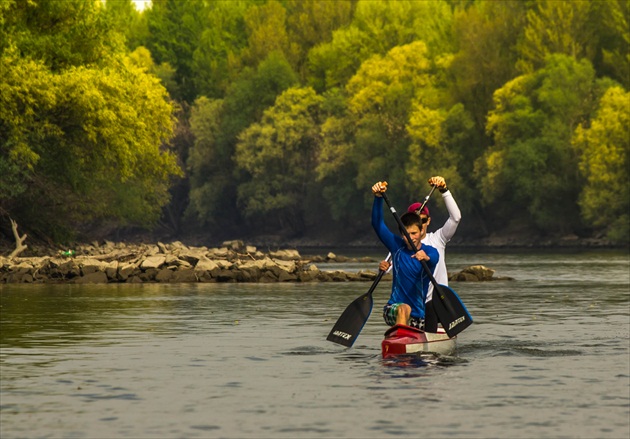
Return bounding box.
[1,249,628,439]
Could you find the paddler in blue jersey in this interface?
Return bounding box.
[371,181,439,330]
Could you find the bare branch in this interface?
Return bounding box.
[8,218,28,259]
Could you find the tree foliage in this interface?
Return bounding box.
[187,51,298,228]
[235,87,324,232]
[0,0,181,241]
[478,55,608,233]
[191,0,253,99]
[1,0,628,245]
[517,0,596,74]
[573,87,629,243]
[144,0,206,102]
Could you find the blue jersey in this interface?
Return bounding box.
[372,196,439,319]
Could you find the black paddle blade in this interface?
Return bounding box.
[432,284,473,337]
[424,299,439,333]
[326,291,374,347]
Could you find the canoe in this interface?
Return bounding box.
[381,324,456,358]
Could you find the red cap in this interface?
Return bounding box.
[407,202,430,216]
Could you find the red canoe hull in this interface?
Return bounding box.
[381,324,456,358]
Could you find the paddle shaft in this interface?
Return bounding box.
[368,252,391,295]
[417,185,437,214]
[366,269,386,295]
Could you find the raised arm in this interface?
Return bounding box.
[371,181,399,253]
[428,176,461,242]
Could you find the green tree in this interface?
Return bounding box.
[592,0,630,89]
[187,97,225,224]
[449,0,527,156]
[0,50,181,239]
[284,0,355,80]
[317,41,456,220]
[1,0,124,71]
[516,0,596,74]
[0,0,181,240]
[307,0,453,93]
[573,86,629,243]
[187,51,298,228]
[191,0,254,99]
[239,0,300,70]
[104,0,149,51]
[144,0,206,102]
[234,87,324,232]
[477,54,606,233]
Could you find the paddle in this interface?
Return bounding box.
[381,192,473,337]
[416,185,438,214]
[326,265,386,347]
[327,187,437,347]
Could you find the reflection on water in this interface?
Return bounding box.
[1,250,628,438]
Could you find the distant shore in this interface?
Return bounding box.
[0,240,382,285]
[0,231,624,263]
[0,238,526,285]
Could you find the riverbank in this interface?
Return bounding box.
[0,239,515,284]
[0,240,383,285]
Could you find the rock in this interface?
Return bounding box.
[297,270,318,282]
[157,242,168,254]
[5,272,33,283]
[259,271,278,283]
[277,270,297,282]
[451,271,479,282]
[358,270,379,280]
[104,261,119,280]
[269,249,300,260]
[169,241,188,251]
[13,261,36,275]
[0,241,390,284]
[195,257,219,272]
[178,248,207,265]
[140,255,166,270]
[216,269,238,282]
[79,258,109,275]
[56,260,81,279]
[75,271,109,284]
[155,268,174,282]
[140,268,159,281]
[236,267,261,282]
[207,247,231,259]
[222,240,245,252]
[170,269,198,283]
[449,265,513,281]
[118,263,136,281]
[273,259,296,274]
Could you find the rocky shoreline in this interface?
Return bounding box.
[0,239,512,285]
[0,240,378,285]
